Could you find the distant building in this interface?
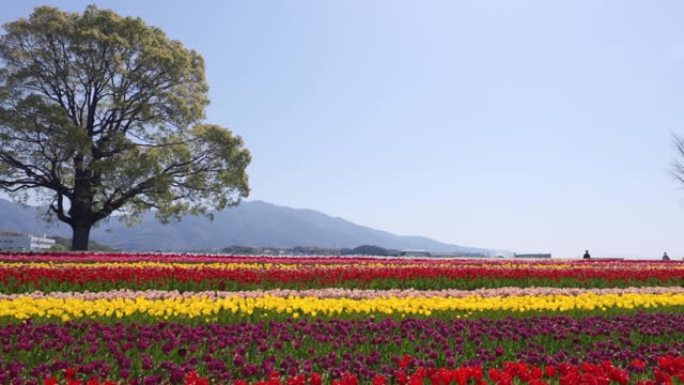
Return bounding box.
[0,232,56,251]
[514,253,552,259]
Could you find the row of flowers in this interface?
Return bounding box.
[0,313,677,383]
[2,254,682,268]
[0,252,657,264]
[37,356,684,385]
[3,292,684,321]
[3,265,684,293]
[7,285,684,301]
[3,286,684,301]
[2,252,682,271]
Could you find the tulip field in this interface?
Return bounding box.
[2,254,684,384]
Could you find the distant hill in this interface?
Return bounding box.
[0,199,493,254]
[0,199,64,236]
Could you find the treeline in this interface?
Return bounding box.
[219,244,408,256]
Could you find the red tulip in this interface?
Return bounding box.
[372,375,386,385]
[310,372,322,385]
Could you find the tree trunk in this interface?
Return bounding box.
[71,223,92,251]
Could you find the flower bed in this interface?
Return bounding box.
[37,355,684,385]
[1,256,684,293]
[1,314,683,383]
[0,253,682,384]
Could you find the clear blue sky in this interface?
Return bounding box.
[3,0,684,258]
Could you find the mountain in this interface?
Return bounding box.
[0,199,68,236]
[0,199,492,254]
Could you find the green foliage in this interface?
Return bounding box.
[49,236,115,251]
[48,243,69,252]
[0,5,250,249]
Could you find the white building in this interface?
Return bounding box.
[0,232,56,251]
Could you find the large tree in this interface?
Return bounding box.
[0,6,250,250]
[675,134,684,187]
